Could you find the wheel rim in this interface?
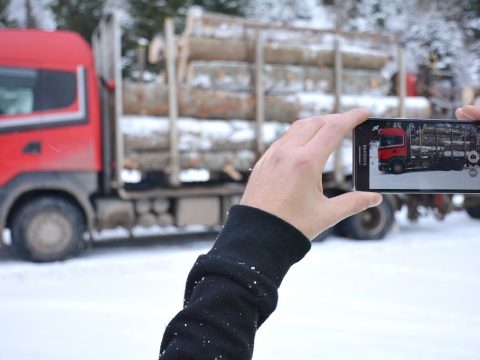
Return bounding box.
[26,211,73,256]
[359,206,387,236]
[392,162,403,173]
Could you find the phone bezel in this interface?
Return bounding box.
[353,117,480,193]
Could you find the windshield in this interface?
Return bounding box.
[380,135,404,147]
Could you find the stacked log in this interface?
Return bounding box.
[132,198,174,228]
[420,125,468,135]
[122,116,288,173]
[410,126,470,157]
[187,61,390,95]
[185,36,389,70]
[122,116,288,152]
[121,10,430,178]
[125,149,256,172]
[123,82,431,121]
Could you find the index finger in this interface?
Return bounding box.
[304,108,370,164]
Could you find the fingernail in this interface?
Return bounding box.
[370,194,383,207]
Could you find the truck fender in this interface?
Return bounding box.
[0,173,96,245]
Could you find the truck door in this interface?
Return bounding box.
[0,65,89,186]
[0,66,43,186]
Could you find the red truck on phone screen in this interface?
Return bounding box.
[378,123,475,174]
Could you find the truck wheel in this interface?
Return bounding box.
[465,205,480,219]
[336,199,394,240]
[391,160,404,174]
[441,158,452,171]
[11,196,85,262]
[454,159,465,171]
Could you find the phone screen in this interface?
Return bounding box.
[354,118,480,193]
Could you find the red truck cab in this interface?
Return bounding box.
[377,127,408,174]
[0,29,102,260]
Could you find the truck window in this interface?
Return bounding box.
[0,66,76,116]
[380,135,403,147]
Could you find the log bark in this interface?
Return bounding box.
[135,200,152,214]
[186,36,389,70]
[137,213,157,227]
[187,61,390,95]
[123,83,432,121]
[125,150,256,172]
[157,213,174,227]
[153,199,170,214]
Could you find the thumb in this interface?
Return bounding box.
[326,191,383,226]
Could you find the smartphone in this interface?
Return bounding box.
[353,118,480,193]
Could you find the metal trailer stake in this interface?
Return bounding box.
[165,18,181,187]
[113,11,125,190]
[397,44,407,118]
[255,29,265,155]
[333,38,345,184]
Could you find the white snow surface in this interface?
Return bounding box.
[1,210,480,360]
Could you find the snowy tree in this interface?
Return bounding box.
[245,0,313,23]
[340,0,480,86]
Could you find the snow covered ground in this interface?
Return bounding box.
[1,210,480,360]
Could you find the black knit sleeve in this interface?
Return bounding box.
[159,205,311,360]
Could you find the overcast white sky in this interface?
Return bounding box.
[7,0,56,29]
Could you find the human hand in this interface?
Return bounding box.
[456,105,480,120]
[240,109,383,240]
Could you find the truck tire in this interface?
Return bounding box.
[336,199,394,240]
[453,159,465,171]
[440,158,452,171]
[11,196,85,262]
[391,160,404,174]
[465,205,480,219]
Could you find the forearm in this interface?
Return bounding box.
[159,205,311,360]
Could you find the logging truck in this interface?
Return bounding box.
[378,123,475,174]
[1,9,479,262]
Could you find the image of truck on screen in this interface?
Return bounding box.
[378,122,480,174]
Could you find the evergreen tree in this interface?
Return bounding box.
[0,0,15,27]
[192,0,246,16]
[127,0,187,42]
[50,0,105,42]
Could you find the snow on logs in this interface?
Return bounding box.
[123,82,431,121]
[122,116,287,172]
[187,61,390,95]
[121,115,354,173]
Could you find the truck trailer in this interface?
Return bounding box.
[378,122,478,174]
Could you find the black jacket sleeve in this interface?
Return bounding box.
[159,205,311,360]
